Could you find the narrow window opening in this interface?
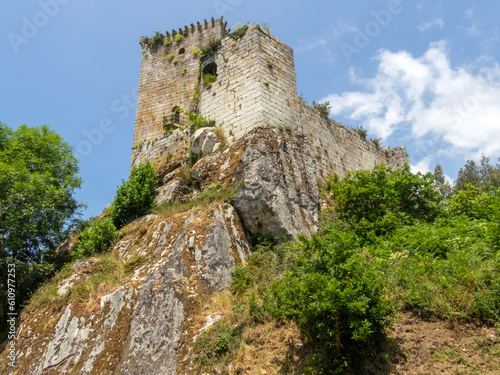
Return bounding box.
[172,106,180,123]
[202,63,217,77]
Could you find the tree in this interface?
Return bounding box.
[108,162,157,228]
[433,164,453,199]
[326,164,442,237]
[0,123,83,262]
[455,155,500,191]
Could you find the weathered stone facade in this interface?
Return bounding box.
[132,16,407,178]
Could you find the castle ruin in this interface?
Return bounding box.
[131,16,407,179]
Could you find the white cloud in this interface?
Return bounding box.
[417,18,444,32]
[465,9,474,19]
[410,157,432,174]
[323,42,500,163]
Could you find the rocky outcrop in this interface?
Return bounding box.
[192,126,320,239]
[1,204,249,375]
[233,128,319,239]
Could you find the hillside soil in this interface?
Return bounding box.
[387,311,500,375]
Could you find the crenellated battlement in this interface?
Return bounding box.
[139,17,228,49]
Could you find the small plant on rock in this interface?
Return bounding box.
[352,125,368,139]
[174,34,183,43]
[312,100,331,121]
[199,37,222,61]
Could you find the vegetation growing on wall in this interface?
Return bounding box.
[228,23,249,40]
[312,100,332,122]
[174,107,216,133]
[147,30,164,49]
[203,73,217,87]
[199,37,222,61]
[352,125,367,139]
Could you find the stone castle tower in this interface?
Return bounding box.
[132,16,407,178]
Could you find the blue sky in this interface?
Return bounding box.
[1,0,499,219]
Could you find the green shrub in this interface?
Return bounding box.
[203,73,217,86]
[174,33,183,43]
[109,162,158,228]
[266,229,395,373]
[192,47,199,55]
[326,164,442,238]
[445,183,496,221]
[73,217,117,259]
[228,23,249,40]
[352,126,367,139]
[147,30,164,49]
[166,53,174,61]
[163,36,172,45]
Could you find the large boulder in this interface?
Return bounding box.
[190,127,218,157]
[234,128,319,239]
[191,126,320,239]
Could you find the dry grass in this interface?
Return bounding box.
[153,183,233,219]
[191,288,309,374]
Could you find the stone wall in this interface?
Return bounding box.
[130,128,190,169]
[299,103,407,179]
[132,17,227,148]
[199,24,300,140]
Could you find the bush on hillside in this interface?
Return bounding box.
[109,162,157,228]
[326,164,442,239]
[73,217,117,259]
[266,228,395,373]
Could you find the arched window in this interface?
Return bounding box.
[202,63,217,77]
[178,48,185,54]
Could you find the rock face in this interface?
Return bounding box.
[192,126,320,239]
[234,128,319,239]
[1,205,249,375]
